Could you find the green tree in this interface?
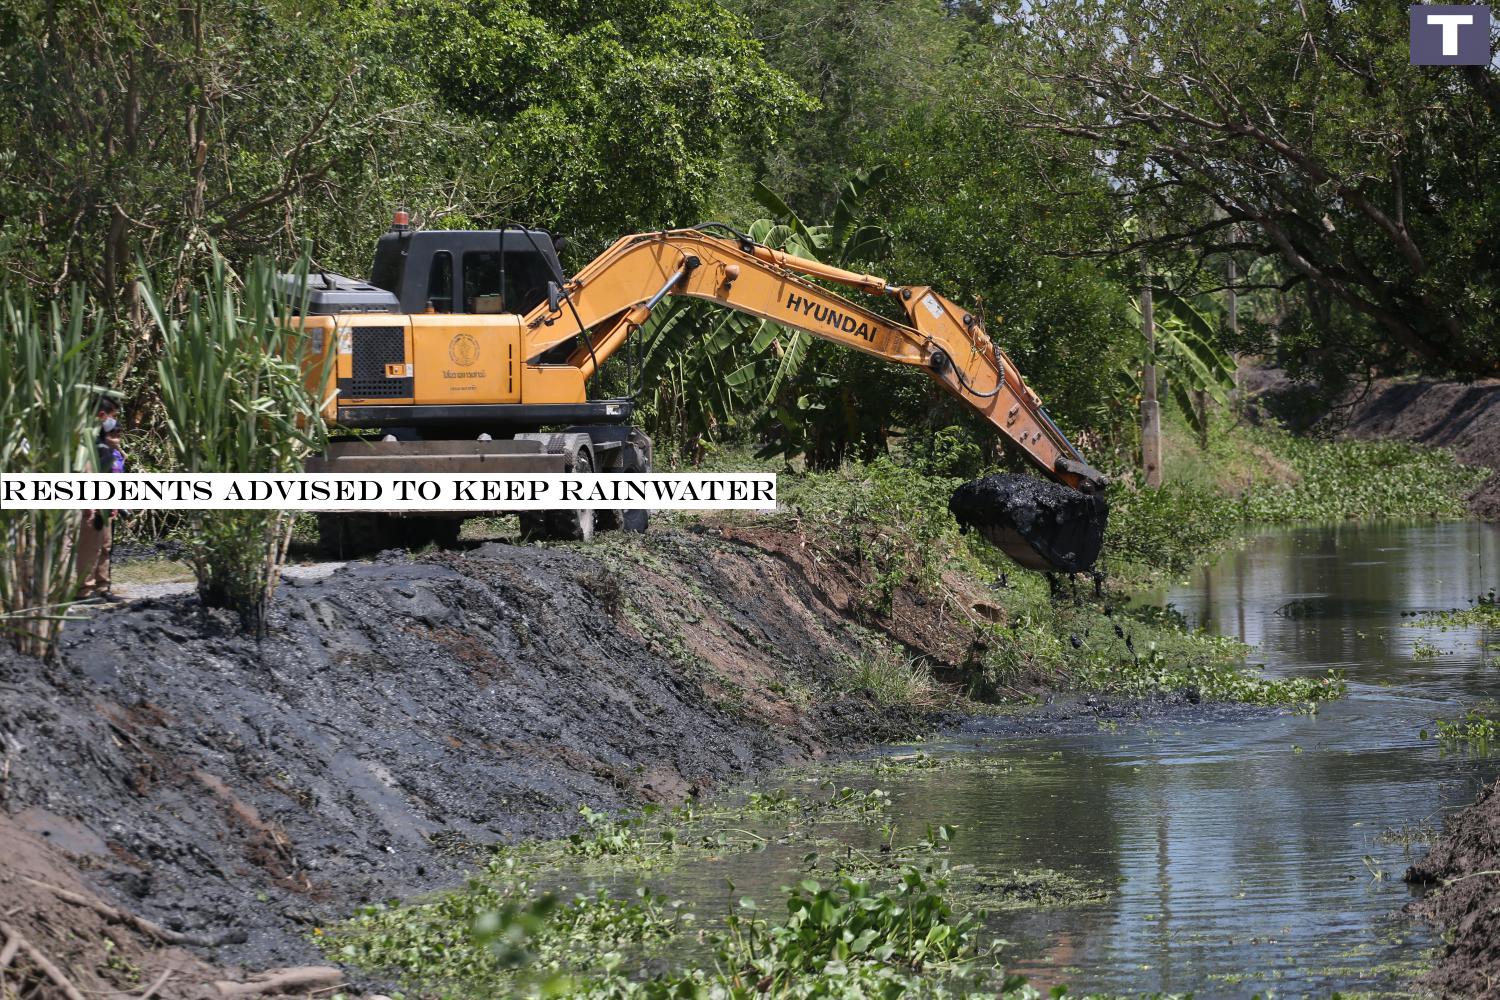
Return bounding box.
[0,2,422,322]
[729,0,971,218]
[986,0,1500,382]
[351,0,810,253]
[871,92,1134,452]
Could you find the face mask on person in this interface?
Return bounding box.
[100,417,118,433]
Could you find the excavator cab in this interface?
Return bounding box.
[367,222,563,316]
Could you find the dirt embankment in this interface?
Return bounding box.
[1405,776,1500,999]
[0,524,992,994]
[1241,369,1500,517]
[1336,378,1500,519]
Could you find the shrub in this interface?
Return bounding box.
[145,254,330,634]
[0,289,102,658]
[1103,482,1239,577]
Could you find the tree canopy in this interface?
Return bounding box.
[984,0,1500,382]
[2,0,1496,464]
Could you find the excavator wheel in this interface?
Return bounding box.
[405,516,462,550]
[545,448,596,541]
[517,512,549,542]
[317,513,462,557]
[317,512,390,558]
[619,449,649,532]
[597,443,650,533]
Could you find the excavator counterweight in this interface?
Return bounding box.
[284,218,1108,570]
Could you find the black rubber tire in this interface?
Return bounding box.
[547,448,595,541]
[621,445,649,533]
[517,512,549,541]
[400,516,462,550]
[317,513,393,558]
[598,445,650,533]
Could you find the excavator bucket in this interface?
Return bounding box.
[949,474,1108,573]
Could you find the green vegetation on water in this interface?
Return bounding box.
[1236,438,1484,525]
[1104,419,1484,581]
[1424,709,1500,757]
[1409,600,1500,734]
[326,766,1157,999]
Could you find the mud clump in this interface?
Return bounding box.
[949,474,1108,573]
[1405,776,1500,998]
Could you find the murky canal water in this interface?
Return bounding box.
[647,522,1500,997]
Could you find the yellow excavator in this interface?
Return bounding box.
[282,213,1107,570]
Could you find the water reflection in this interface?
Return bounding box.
[641,523,1500,996]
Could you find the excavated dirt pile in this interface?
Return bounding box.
[949,474,1108,573]
[1406,776,1500,998]
[0,528,958,975]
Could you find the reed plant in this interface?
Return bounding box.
[144,254,330,635]
[0,289,103,659]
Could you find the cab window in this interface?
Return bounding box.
[426,251,453,312]
[461,251,554,314]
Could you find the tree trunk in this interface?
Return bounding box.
[1140,257,1163,488]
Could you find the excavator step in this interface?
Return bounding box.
[306,439,565,475]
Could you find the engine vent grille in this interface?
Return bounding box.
[348,326,411,398]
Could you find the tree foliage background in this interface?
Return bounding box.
[1,0,1496,468]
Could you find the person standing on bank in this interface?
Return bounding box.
[78,397,125,600]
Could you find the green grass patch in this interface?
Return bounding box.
[842,644,943,707]
[111,559,196,587]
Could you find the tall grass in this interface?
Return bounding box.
[846,644,941,707]
[0,289,102,659]
[143,254,330,634]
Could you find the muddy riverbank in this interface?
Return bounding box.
[1,524,1008,984]
[4,510,1477,996]
[1407,776,1500,998]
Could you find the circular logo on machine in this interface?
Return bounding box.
[448,333,480,367]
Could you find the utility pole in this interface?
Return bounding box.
[1226,245,1240,412]
[1140,254,1162,488]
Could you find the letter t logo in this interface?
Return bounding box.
[1428,12,1474,53]
[1410,5,1491,64]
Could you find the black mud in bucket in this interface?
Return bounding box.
[949,474,1108,573]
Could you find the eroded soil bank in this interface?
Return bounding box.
[1406,776,1500,999]
[1241,369,1500,518]
[1337,377,1500,519]
[0,524,1003,993]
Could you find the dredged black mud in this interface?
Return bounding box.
[0,536,933,972]
[949,474,1108,573]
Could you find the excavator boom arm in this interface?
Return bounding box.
[522,228,1104,492]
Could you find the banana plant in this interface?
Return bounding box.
[1130,282,1237,444]
[635,170,892,462]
